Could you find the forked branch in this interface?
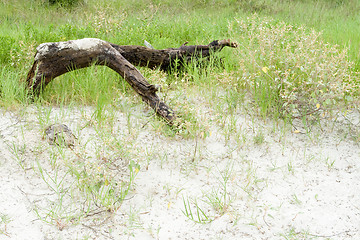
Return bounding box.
[26,38,237,123]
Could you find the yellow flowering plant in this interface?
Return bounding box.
[231,15,358,121]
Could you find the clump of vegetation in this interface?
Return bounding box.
[29,135,140,227]
[0,213,11,237]
[47,0,82,7]
[231,15,358,120]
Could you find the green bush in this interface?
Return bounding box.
[47,0,82,7]
[231,15,357,120]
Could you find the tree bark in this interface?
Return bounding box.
[26,38,237,123]
[111,39,237,70]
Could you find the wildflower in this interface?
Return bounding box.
[262,67,269,73]
[316,103,320,109]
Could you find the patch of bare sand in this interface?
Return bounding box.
[0,106,359,239]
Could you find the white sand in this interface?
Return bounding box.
[0,104,359,239]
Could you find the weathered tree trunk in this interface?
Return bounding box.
[111,39,237,70]
[26,38,237,123]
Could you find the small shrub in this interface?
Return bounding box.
[231,15,358,120]
[47,0,82,7]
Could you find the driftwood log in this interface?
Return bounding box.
[26,38,237,123]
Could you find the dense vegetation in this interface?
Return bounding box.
[0,0,359,123]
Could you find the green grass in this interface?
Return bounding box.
[0,0,358,119]
[261,0,360,70]
[0,213,11,237]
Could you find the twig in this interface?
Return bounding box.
[82,222,114,240]
[262,208,270,228]
[84,210,108,218]
[304,230,354,238]
[192,137,198,162]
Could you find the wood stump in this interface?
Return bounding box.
[26,38,237,123]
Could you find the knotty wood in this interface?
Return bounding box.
[26,38,237,123]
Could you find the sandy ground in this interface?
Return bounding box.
[0,103,359,240]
